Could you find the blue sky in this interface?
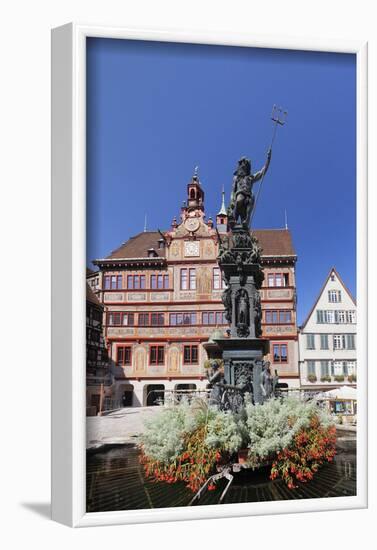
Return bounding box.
[86,38,356,325]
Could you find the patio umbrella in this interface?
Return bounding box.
[322,386,357,400]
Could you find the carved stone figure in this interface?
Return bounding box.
[228,151,271,229]
[260,361,273,398]
[254,292,262,337]
[236,288,250,338]
[221,286,232,323]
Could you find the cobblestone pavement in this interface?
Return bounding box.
[86,406,162,449]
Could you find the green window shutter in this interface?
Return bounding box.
[320,361,329,376]
[347,334,355,349]
[320,334,328,349]
[307,361,315,374]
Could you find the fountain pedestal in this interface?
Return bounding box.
[206,226,275,410]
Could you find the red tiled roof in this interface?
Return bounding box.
[104,228,295,260]
[253,229,296,257]
[106,231,166,260]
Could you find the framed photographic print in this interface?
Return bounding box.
[51,23,367,527]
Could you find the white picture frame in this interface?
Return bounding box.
[51,23,368,528]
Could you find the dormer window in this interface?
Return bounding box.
[147,248,158,258]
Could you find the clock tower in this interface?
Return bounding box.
[181,167,205,222]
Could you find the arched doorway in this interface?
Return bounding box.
[175,383,196,391]
[119,384,134,407]
[174,383,197,402]
[145,384,165,406]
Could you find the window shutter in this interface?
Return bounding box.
[320,334,328,349]
[346,334,355,349]
[320,361,328,376]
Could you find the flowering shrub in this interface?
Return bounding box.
[139,400,200,463]
[270,416,337,488]
[140,424,224,492]
[139,396,337,492]
[139,400,244,492]
[244,397,322,465]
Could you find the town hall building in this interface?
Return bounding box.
[90,170,300,407]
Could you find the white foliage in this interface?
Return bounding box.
[244,397,335,460]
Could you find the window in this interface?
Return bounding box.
[149,345,164,365]
[151,274,169,289]
[265,310,292,324]
[180,269,188,290]
[170,312,197,325]
[320,334,329,350]
[317,310,355,324]
[104,275,122,289]
[107,312,135,326]
[336,310,346,323]
[180,268,196,290]
[126,274,146,289]
[347,310,356,323]
[183,345,198,364]
[307,361,316,375]
[266,273,289,287]
[333,360,348,376]
[328,289,341,303]
[139,312,165,326]
[202,311,227,325]
[347,360,356,375]
[325,310,335,323]
[273,343,288,363]
[333,335,342,350]
[189,268,196,290]
[213,268,224,290]
[116,346,132,366]
[306,334,315,350]
[333,334,356,350]
[151,313,165,326]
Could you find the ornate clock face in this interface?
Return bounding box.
[184,240,200,257]
[184,217,200,232]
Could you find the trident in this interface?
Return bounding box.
[249,105,287,227]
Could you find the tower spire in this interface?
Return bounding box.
[284,209,288,230]
[216,185,228,232]
[217,185,227,216]
[144,213,147,232]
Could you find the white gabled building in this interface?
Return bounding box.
[298,268,357,391]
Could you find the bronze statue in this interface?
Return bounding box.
[228,150,271,229]
[236,288,250,337]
